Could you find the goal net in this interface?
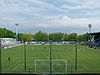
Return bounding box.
[34,59,67,73]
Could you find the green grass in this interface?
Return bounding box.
[1,44,100,74]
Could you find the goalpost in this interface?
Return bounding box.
[34,59,67,73]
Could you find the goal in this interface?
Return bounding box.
[34,59,67,73]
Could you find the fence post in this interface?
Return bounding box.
[0,39,2,73]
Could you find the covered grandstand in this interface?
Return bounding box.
[0,38,21,49]
[88,32,100,48]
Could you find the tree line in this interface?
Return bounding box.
[0,28,15,38]
[33,31,89,42]
[0,28,89,42]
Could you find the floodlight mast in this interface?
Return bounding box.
[88,24,92,41]
[88,24,92,33]
[15,23,19,41]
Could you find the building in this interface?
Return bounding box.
[88,32,100,48]
[0,38,17,49]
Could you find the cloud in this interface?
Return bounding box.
[61,0,100,10]
[61,0,100,17]
[20,16,100,32]
[0,0,100,34]
[60,16,100,25]
[0,15,100,34]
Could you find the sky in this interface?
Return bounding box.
[0,0,100,34]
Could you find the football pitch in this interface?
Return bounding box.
[1,44,100,74]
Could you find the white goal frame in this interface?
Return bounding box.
[34,59,67,72]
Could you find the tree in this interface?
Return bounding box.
[34,31,48,41]
[17,33,23,41]
[54,32,64,41]
[48,32,64,41]
[77,33,89,42]
[64,33,77,41]
[0,28,15,38]
[48,33,54,41]
[22,33,33,42]
[63,33,69,41]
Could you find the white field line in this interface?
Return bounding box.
[12,64,21,71]
[81,64,88,70]
[12,63,37,71]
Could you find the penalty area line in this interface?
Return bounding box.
[12,64,21,71]
[81,64,88,70]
